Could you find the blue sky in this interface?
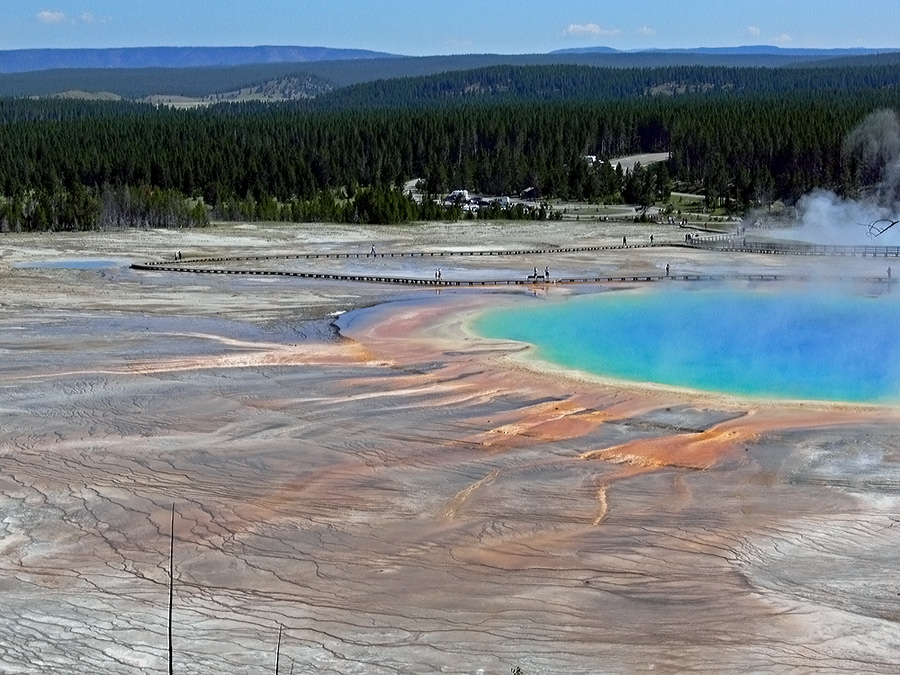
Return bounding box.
[4,1,900,54]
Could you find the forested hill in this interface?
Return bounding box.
[4,59,899,106]
[788,51,900,69]
[0,64,334,100]
[0,46,397,74]
[291,50,875,88]
[3,85,900,215]
[4,54,900,231]
[311,63,900,109]
[3,49,899,99]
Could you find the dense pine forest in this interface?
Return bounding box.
[1,62,899,231]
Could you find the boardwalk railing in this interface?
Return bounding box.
[691,239,900,257]
[133,242,645,270]
[131,239,900,287]
[129,262,895,288]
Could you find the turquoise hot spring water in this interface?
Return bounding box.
[472,287,900,404]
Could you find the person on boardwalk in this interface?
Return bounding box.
[649,234,654,245]
[622,236,627,246]
[437,268,442,280]
[544,266,550,281]
[370,244,376,256]
[666,263,670,277]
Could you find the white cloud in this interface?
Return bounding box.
[747,25,761,37]
[774,33,792,44]
[35,11,108,27]
[637,25,656,37]
[36,10,66,24]
[565,23,621,39]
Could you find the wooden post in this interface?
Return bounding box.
[275,623,283,675]
[168,503,175,675]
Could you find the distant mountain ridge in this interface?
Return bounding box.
[3,46,900,100]
[4,45,899,75]
[0,45,398,74]
[551,45,897,56]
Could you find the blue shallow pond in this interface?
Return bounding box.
[15,259,121,270]
[473,288,900,403]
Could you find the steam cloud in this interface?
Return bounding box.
[791,110,900,245]
[844,108,900,206]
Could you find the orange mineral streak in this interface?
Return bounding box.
[582,425,747,470]
[582,407,896,471]
[471,395,663,449]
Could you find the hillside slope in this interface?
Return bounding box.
[0,45,397,74]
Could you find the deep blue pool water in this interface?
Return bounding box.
[473,288,900,403]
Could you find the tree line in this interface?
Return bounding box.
[311,62,900,110]
[1,66,899,231]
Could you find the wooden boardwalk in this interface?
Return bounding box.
[135,242,638,269]
[691,238,900,257]
[131,243,649,286]
[131,239,900,287]
[131,259,893,288]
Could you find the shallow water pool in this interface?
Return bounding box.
[473,287,900,403]
[14,259,121,270]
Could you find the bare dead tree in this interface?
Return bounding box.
[868,219,900,237]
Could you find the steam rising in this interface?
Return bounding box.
[785,110,900,245]
[844,108,900,206]
[793,190,891,245]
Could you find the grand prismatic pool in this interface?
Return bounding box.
[473,288,900,403]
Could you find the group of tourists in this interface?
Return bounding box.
[529,266,551,282]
